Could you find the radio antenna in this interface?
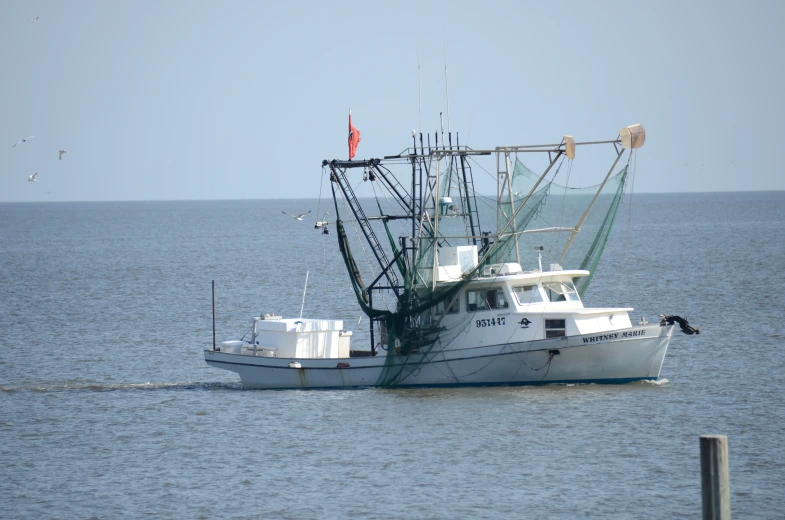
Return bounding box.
[444,34,451,134]
[417,33,423,135]
[299,270,309,320]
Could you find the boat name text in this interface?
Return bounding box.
[583,329,646,343]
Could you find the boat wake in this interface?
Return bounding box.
[1,381,243,393]
[642,378,669,386]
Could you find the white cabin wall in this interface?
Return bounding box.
[254,319,346,358]
[573,314,633,334]
[256,330,298,357]
[295,331,341,358]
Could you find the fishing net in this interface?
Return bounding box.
[331,153,628,387]
[497,158,628,296]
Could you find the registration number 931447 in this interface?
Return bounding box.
[476,317,505,328]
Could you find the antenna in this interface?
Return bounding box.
[417,33,422,135]
[299,270,309,320]
[444,35,451,134]
[535,246,544,272]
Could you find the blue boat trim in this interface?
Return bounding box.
[205,357,660,389]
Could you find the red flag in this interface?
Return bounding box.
[348,110,361,160]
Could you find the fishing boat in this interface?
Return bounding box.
[205,121,697,389]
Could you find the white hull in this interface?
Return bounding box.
[204,324,673,389]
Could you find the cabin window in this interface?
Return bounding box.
[434,297,460,315]
[466,287,509,312]
[562,281,581,302]
[545,319,566,338]
[544,282,580,302]
[513,285,544,306]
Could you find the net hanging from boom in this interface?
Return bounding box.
[332,152,628,387]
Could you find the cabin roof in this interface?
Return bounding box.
[473,269,590,284]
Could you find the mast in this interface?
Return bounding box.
[432,149,441,289]
[504,152,520,264]
[410,131,417,275]
[417,132,425,271]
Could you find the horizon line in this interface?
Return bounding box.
[2,188,785,204]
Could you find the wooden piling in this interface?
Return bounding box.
[700,434,731,520]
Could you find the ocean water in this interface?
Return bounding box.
[1,191,784,519]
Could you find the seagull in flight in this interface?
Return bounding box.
[28,172,39,182]
[30,16,39,23]
[282,210,311,220]
[13,136,36,148]
[59,149,70,160]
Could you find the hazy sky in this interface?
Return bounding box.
[2,0,784,202]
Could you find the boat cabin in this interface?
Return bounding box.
[418,245,634,348]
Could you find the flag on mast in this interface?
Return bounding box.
[348,110,361,160]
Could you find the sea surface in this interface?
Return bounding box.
[1,191,784,519]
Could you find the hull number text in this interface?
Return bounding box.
[476,317,506,328]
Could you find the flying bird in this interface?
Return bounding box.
[30,16,39,22]
[59,149,70,160]
[28,172,39,182]
[282,210,311,220]
[13,136,36,148]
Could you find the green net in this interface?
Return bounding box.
[481,158,628,296]
[333,154,628,387]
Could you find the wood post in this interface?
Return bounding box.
[700,434,731,519]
